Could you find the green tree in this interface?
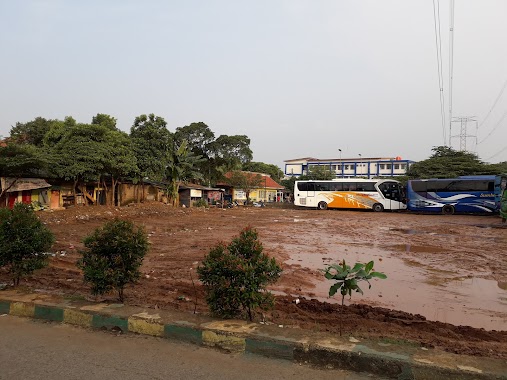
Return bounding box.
[91,113,118,131]
[226,171,263,205]
[198,227,282,321]
[174,122,215,185]
[102,130,138,206]
[130,114,172,201]
[48,123,110,205]
[211,135,253,173]
[300,165,335,180]
[165,139,205,207]
[242,162,284,183]
[0,203,54,286]
[78,219,149,302]
[407,146,503,178]
[0,143,50,203]
[280,177,297,193]
[9,117,53,147]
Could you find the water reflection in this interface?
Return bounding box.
[283,243,507,331]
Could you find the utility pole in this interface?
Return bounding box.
[450,116,477,152]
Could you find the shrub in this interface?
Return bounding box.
[197,226,282,321]
[193,199,208,208]
[0,203,54,286]
[78,219,149,302]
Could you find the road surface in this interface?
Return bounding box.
[0,316,379,380]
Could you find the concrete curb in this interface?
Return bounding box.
[0,292,505,380]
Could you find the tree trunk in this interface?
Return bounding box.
[73,178,78,206]
[111,176,116,207]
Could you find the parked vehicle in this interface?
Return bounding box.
[406,176,497,215]
[293,179,406,212]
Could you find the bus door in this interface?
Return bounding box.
[378,182,403,210]
[306,182,315,202]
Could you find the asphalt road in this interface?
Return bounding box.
[0,316,379,380]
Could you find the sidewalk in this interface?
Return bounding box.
[0,290,505,380]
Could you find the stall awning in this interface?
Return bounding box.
[1,177,51,193]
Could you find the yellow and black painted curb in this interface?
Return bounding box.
[0,295,505,380]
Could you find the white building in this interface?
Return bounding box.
[284,156,416,179]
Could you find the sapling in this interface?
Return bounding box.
[323,260,386,336]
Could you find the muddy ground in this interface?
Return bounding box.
[1,203,506,359]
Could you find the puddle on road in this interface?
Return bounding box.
[283,243,507,331]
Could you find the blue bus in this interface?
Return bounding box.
[406,176,497,215]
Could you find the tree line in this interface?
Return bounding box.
[0,114,284,206]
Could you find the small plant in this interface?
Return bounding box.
[78,219,149,302]
[193,199,208,208]
[323,260,386,335]
[197,226,282,321]
[0,203,54,286]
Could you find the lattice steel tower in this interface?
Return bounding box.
[450,116,477,152]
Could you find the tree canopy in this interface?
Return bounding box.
[1,114,283,206]
[299,165,335,180]
[407,146,507,178]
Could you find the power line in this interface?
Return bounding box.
[479,78,507,129]
[484,145,507,162]
[478,108,507,144]
[432,0,446,144]
[448,0,455,146]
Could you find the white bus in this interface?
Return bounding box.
[294,179,406,211]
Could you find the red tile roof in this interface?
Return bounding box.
[221,171,284,190]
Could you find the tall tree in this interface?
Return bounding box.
[130,114,171,181]
[165,139,205,207]
[130,114,172,202]
[9,117,54,147]
[48,123,110,205]
[407,146,502,178]
[102,130,138,206]
[174,122,215,185]
[226,171,263,205]
[92,113,118,131]
[211,135,253,173]
[242,162,284,183]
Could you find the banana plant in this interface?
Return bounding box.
[323,260,386,336]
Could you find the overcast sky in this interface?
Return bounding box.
[1,0,506,169]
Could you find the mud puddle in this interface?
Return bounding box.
[283,242,507,331]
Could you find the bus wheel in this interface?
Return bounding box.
[317,201,328,210]
[372,203,384,212]
[442,205,455,215]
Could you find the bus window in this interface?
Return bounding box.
[315,182,330,191]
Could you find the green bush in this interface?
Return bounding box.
[197,226,282,321]
[193,199,208,208]
[0,203,54,286]
[78,219,149,302]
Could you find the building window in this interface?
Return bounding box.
[337,165,342,170]
[344,165,349,170]
[331,165,337,171]
[400,164,406,170]
[379,164,385,170]
[386,164,392,169]
[394,164,400,170]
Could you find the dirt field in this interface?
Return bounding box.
[1,203,506,359]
